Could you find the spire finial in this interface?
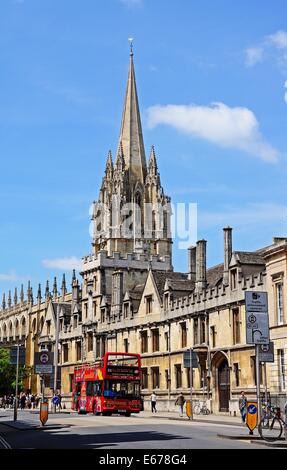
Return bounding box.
[128,37,134,56]
[20,284,24,303]
[37,284,42,302]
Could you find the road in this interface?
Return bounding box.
[0,410,268,449]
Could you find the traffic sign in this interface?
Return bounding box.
[34,352,54,365]
[246,401,258,432]
[35,364,53,374]
[245,291,269,345]
[258,342,274,363]
[52,395,60,406]
[183,350,199,368]
[10,347,26,366]
[40,401,49,426]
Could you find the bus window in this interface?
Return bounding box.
[86,381,102,397]
[93,381,102,397]
[104,380,140,398]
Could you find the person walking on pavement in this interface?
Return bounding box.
[175,392,185,416]
[239,391,247,423]
[151,392,157,413]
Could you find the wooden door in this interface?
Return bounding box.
[218,360,230,412]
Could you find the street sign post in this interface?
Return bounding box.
[183,349,199,421]
[183,350,199,369]
[246,401,258,435]
[34,352,54,375]
[10,346,26,366]
[258,342,274,363]
[11,344,25,421]
[245,291,270,425]
[245,292,269,345]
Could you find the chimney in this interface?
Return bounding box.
[195,240,207,291]
[187,246,196,282]
[223,227,232,285]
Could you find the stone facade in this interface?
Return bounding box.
[0,50,286,414]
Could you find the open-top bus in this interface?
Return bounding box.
[72,352,141,416]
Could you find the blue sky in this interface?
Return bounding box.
[0,0,287,300]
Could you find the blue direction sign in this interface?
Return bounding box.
[248,404,257,414]
[10,347,26,366]
[183,350,199,368]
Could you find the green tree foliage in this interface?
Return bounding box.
[0,348,32,395]
[0,348,15,395]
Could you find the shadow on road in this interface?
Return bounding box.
[8,427,191,449]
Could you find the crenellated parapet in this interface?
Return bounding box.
[165,271,266,319]
[82,250,172,273]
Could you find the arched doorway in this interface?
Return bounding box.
[218,359,230,412]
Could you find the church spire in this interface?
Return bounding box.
[117,44,146,187]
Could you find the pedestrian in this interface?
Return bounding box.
[175,392,185,416]
[56,391,62,410]
[238,391,247,423]
[31,394,35,409]
[150,392,157,413]
[20,393,26,410]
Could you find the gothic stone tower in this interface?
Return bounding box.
[80,48,173,356]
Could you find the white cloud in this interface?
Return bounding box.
[147,102,279,163]
[42,257,82,271]
[245,47,264,66]
[268,30,287,50]
[0,270,23,282]
[245,30,287,70]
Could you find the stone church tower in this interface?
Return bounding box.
[92,47,172,259]
[81,48,173,355]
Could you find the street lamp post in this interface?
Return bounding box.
[13,343,20,422]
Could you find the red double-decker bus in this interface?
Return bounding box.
[72,352,141,416]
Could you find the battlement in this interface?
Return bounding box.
[82,250,172,272]
[165,271,266,317]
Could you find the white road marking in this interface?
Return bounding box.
[0,434,12,449]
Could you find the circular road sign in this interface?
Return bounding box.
[248,404,257,414]
[248,314,257,323]
[40,353,49,364]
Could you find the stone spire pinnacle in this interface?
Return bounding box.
[53,277,58,299]
[27,281,33,304]
[148,145,158,174]
[115,141,125,171]
[105,150,113,177]
[20,284,24,303]
[45,280,50,300]
[2,293,6,310]
[61,273,67,298]
[117,46,146,187]
[14,287,18,305]
[37,284,42,303]
[8,290,12,308]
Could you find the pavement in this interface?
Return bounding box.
[134,410,243,426]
